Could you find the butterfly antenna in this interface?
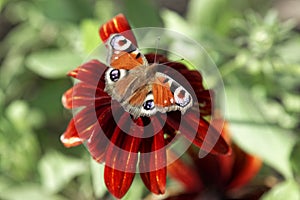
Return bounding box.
[154,36,160,64]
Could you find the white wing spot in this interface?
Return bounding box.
[174,87,190,107]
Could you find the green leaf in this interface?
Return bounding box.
[261,180,300,200]
[122,0,162,27]
[0,89,4,111]
[90,158,106,198]
[26,49,83,79]
[6,100,45,131]
[0,114,40,180]
[187,0,235,35]
[290,141,300,177]
[94,0,114,21]
[80,19,101,54]
[161,10,195,38]
[278,36,300,64]
[225,87,295,178]
[37,0,93,22]
[30,79,71,122]
[122,176,144,200]
[0,184,67,200]
[0,0,5,12]
[38,151,87,193]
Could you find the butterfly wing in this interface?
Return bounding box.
[152,72,193,113]
[104,34,149,101]
[104,34,193,118]
[123,72,193,118]
[106,34,148,70]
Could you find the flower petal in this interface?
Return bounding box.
[104,114,143,198]
[226,144,262,190]
[68,59,107,88]
[104,166,136,199]
[62,87,74,109]
[60,119,82,147]
[187,149,234,189]
[99,13,137,46]
[167,150,203,192]
[87,106,116,163]
[145,54,169,64]
[62,83,111,109]
[140,117,166,194]
[195,90,213,116]
[74,104,111,140]
[166,111,230,155]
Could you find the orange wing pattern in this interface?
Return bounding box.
[152,77,175,107]
[152,73,193,113]
[109,51,145,70]
[106,34,148,70]
[128,87,150,107]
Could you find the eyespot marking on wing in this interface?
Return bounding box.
[140,93,157,116]
[105,67,127,84]
[110,34,136,52]
[174,86,191,107]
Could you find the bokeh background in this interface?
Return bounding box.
[0,0,299,199]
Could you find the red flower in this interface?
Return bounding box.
[165,118,267,200]
[60,14,230,198]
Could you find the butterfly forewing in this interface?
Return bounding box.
[106,34,148,70]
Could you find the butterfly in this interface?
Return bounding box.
[104,34,193,119]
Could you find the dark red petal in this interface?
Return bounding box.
[145,54,169,64]
[166,112,181,131]
[60,119,82,147]
[196,90,213,116]
[187,148,234,189]
[162,120,177,145]
[87,106,116,163]
[62,83,111,109]
[187,113,230,155]
[104,114,142,198]
[104,166,136,199]
[190,118,234,187]
[226,144,262,190]
[74,104,110,140]
[144,54,205,92]
[68,60,107,88]
[167,111,230,155]
[99,13,137,46]
[140,117,166,194]
[167,150,203,192]
[62,87,73,109]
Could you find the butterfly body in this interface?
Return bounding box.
[104,34,193,118]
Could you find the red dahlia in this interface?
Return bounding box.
[60,14,230,198]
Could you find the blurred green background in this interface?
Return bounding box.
[0,0,299,199]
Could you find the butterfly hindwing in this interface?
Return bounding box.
[123,72,193,118]
[152,72,193,113]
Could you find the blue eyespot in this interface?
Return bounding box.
[143,100,155,110]
[110,69,120,82]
